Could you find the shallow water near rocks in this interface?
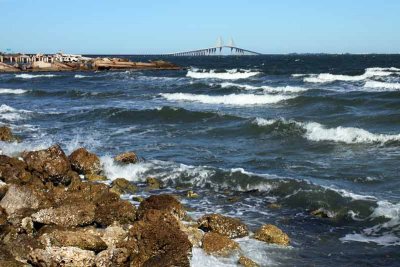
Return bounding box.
[1,55,400,266]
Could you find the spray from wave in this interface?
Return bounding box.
[364,80,400,90]
[187,69,260,80]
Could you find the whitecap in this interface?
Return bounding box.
[74,74,89,78]
[364,80,400,90]
[0,88,27,94]
[0,104,31,121]
[187,69,260,80]
[160,93,292,106]
[220,82,307,93]
[15,73,57,79]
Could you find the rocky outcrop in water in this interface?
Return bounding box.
[69,147,102,175]
[253,224,290,246]
[198,213,249,239]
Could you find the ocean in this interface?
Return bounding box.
[1,54,400,266]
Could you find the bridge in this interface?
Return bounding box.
[166,37,263,56]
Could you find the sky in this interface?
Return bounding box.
[0,0,399,54]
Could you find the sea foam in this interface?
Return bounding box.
[15,74,57,79]
[220,82,307,93]
[0,88,27,94]
[187,69,260,80]
[364,80,400,90]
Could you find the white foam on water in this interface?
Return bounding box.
[220,82,307,93]
[187,69,260,80]
[15,74,57,79]
[303,67,398,83]
[0,138,51,156]
[160,93,292,106]
[364,81,400,90]
[291,73,308,77]
[341,233,400,246]
[0,104,31,121]
[74,74,89,78]
[0,88,27,94]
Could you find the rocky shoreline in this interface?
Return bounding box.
[0,126,290,267]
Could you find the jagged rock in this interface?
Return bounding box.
[137,194,186,220]
[110,178,137,195]
[0,180,8,200]
[0,206,7,227]
[86,173,108,182]
[146,176,163,190]
[198,214,249,239]
[180,222,204,247]
[95,199,136,227]
[253,224,290,246]
[0,184,50,215]
[2,230,44,263]
[0,126,17,142]
[101,224,128,248]
[123,209,192,267]
[69,148,101,175]
[31,202,96,227]
[114,152,138,164]
[238,256,260,267]
[0,244,26,267]
[28,246,96,267]
[0,155,31,184]
[22,144,71,185]
[21,217,34,235]
[95,248,130,267]
[186,190,199,198]
[202,232,239,256]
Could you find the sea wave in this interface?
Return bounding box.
[160,93,293,106]
[220,82,307,93]
[15,74,57,79]
[0,104,31,122]
[74,74,89,78]
[187,69,260,80]
[364,80,400,90]
[0,88,27,94]
[254,118,400,144]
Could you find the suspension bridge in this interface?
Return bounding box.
[166,37,262,56]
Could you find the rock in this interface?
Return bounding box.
[0,126,17,142]
[21,217,34,235]
[95,248,130,267]
[69,148,101,175]
[238,256,260,267]
[0,206,7,227]
[124,209,192,267]
[0,184,50,215]
[198,214,249,239]
[267,203,281,209]
[101,224,128,248]
[146,176,163,190]
[0,180,8,200]
[0,155,31,184]
[310,208,335,218]
[137,194,186,220]
[180,222,204,247]
[202,232,239,256]
[131,196,144,202]
[31,202,96,227]
[114,152,138,164]
[23,144,71,185]
[95,199,136,227]
[2,230,44,263]
[40,228,107,252]
[110,178,137,195]
[186,190,199,198]
[86,173,108,182]
[253,224,290,246]
[28,246,96,267]
[0,243,27,267]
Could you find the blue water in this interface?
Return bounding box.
[1,55,400,266]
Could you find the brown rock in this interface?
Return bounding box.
[86,173,108,182]
[110,178,137,195]
[114,152,138,164]
[23,144,71,185]
[0,244,25,267]
[95,199,136,227]
[101,224,128,248]
[202,232,239,256]
[28,246,96,267]
[0,126,17,142]
[137,194,186,220]
[267,203,282,209]
[180,222,204,247]
[69,148,101,175]
[198,214,249,239]
[0,206,7,227]
[253,224,290,246]
[2,230,44,263]
[95,248,130,267]
[146,176,163,190]
[0,155,31,184]
[239,256,260,267]
[0,181,8,200]
[186,190,199,198]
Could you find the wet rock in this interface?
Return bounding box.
[186,190,199,198]
[0,184,50,215]
[198,214,249,239]
[0,155,31,184]
[137,194,186,220]
[23,144,71,185]
[69,148,101,175]
[95,199,136,227]
[28,246,96,267]
[0,126,17,142]
[267,203,282,209]
[31,202,96,227]
[180,222,204,247]
[310,208,335,218]
[95,248,130,267]
[146,176,163,190]
[253,224,290,246]
[124,209,192,267]
[110,178,137,195]
[40,228,107,252]
[131,196,144,202]
[114,151,138,164]
[202,232,239,256]
[238,256,260,267]
[86,173,108,182]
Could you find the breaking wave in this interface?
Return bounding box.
[160,93,293,106]
[0,88,27,94]
[0,104,31,122]
[74,74,89,78]
[187,69,260,80]
[15,74,57,79]
[364,81,400,90]
[220,82,307,93]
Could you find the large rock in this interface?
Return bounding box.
[31,202,96,227]
[123,209,192,267]
[95,199,136,227]
[253,224,290,246]
[0,126,17,142]
[146,176,163,190]
[137,194,186,220]
[2,230,44,263]
[198,214,249,239]
[0,180,8,200]
[95,248,130,267]
[101,224,128,248]
[28,246,96,267]
[114,152,138,164]
[69,148,101,175]
[0,243,27,267]
[110,178,137,195]
[202,232,239,256]
[23,144,71,185]
[180,222,204,248]
[0,155,31,184]
[238,256,260,267]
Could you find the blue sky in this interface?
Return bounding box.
[0,0,399,54]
